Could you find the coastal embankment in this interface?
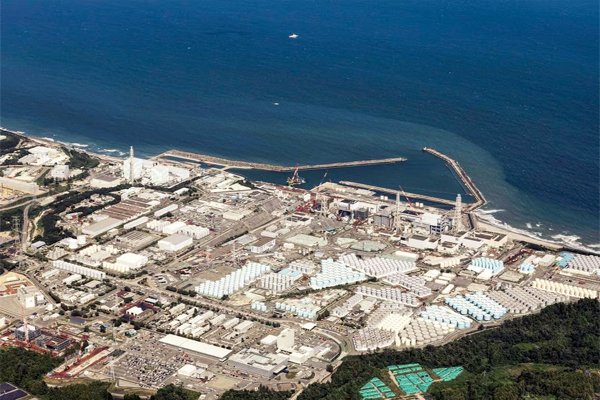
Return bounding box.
[154,149,406,172]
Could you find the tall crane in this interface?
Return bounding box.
[313,171,328,214]
[398,185,414,208]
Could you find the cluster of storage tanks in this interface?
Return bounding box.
[251,301,268,312]
[309,259,366,289]
[195,262,271,298]
[465,293,507,319]
[377,313,412,334]
[486,286,567,314]
[352,327,396,351]
[64,235,87,250]
[52,260,106,280]
[532,279,598,299]
[399,318,454,347]
[565,255,600,274]
[288,261,315,274]
[79,244,118,257]
[338,254,417,278]
[519,261,535,274]
[470,257,504,275]
[419,305,472,329]
[356,286,419,307]
[384,273,432,297]
[274,302,317,319]
[445,295,493,321]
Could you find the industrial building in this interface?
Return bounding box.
[158,234,193,252]
[17,286,46,309]
[251,237,276,254]
[82,217,123,237]
[104,252,149,273]
[50,164,69,180]
[89,174,122,188]
[277,328,295,350]
[227,349,288,378]
[14,324,41,341]
[158,334,232,361]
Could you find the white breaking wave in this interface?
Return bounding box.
[41,137,55,142]
[526,222,533,229]
[99,149,118,153]
[70,143,89,147]
[551,234,581,243]
[478,209,505,214]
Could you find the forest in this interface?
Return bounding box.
[220,298,600,400]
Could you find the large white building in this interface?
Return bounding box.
[82,217,123,237]
[18,286,46,309]
[251,237,276,254]
[277,328,295,350]
[89,174,122,188]
[158,234,193,252]
[50,164,69,180]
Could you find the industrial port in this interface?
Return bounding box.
[1,129,599,400]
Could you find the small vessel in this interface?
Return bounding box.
[287,164,306,186]
[289,33,298,39]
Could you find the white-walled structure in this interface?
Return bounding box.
[158,234,193,252]
[53,260,106,279]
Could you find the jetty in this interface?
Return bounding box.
[422,147,486,210]
[339,149,486,210]
[155,150,406,172]
[339,181,457,207]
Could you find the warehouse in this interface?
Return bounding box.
[158,234,193,252]
[115,253,148,270]
[82,217,123,237]
[158,334,231,361]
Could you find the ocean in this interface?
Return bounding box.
[1,0,598,247]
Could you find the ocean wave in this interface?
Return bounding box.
[41,137,55,142]
[99,149,119,153]
[478,209,505,214]
[526,222,533,229]
[551,234,581,243]
[70,143,89,147]
[474,212,599,255]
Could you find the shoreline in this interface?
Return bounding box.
[2,126,598,255]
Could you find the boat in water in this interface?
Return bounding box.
[287,164,306,186]
[289,33,298,39]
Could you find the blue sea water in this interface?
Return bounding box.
[1,0,598,246]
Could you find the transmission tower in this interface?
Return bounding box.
[232,242,238,269]
[453,194,464,232]
[11,216,25,269]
